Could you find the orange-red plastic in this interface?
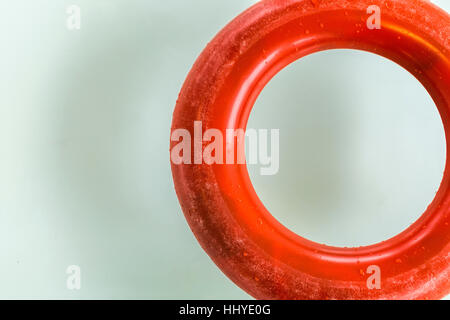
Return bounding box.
[171,0,450,299]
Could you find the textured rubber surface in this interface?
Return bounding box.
[171,0,450,299]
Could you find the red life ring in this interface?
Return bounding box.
[170,0,450,299]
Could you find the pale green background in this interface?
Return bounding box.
[0,1,449,299]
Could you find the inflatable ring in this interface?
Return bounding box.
[170,0,450,299]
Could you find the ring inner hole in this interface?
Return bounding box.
[246,49,446,248]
